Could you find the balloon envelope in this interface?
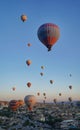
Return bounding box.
[69,85,72,90]
[41,66,44,69]
[43,93,46,96]
[59,93,61,96]
[37,92,40,96]
[24,95,36,111]
[21,15,27,22]
[27,43,31,47]
[50,80,54,84]
[27,82,31,88]
[9,100,19,111]
[40,72,43,76]
[12,87,16,91]
[68,97,72,102]
[37,23,60,51]
[26,60,32,66]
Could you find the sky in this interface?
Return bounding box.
[0,0,80,102]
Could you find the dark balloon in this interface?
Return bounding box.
[50,80,54,84]
[12,87,16,91]
[69,85,72,90]
[40,72,44,76]
[59,93,61,96]
[37,92,40,96]
[68,97,72,102]
[43,93,46,96]
[27,82,31,88]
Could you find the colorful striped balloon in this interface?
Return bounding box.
[37,23,60,51]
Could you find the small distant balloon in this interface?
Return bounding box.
[69,85,72,90]
[21,14,27,22]
[68,97,72,102]
[27,43,31,47]
[50,80,54,84]
[53,98,57,104]
[37,92,40,96]
[27,82,31,88]
[40,72,44,76]
[12,87,16,91]
[69,74,72,77]
[26,60,32,66]
[43,93,46,96]
[59,93,61,96]
[41,66,44,69]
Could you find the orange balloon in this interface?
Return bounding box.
[26,60,32,66]
[21,15,27,22]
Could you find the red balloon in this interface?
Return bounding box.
[9,100,19,111]
[27,82,31,88]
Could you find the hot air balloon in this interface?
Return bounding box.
[50,80,54,84]
[40,72,44,76]
[12,87,16,91]
[69,85,72,90]
[21,14,27,22]
[41,66,44,69]
[68,97,72,102]
[37,23,60,51]
[69,74,72,77]
[59,93,61,96]
[26,60,32,66]
[9,100,19,111]
[53,98,57,104]
[37,92,40,96]
[43,93,46,96]
[24,95,36,111]
[27,43,31,47]
[27,82,31,88]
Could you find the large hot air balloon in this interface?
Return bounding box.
[24,95,36,111]
[37,23,60,51]
[21,14,27,22]
[69,85,72,90]
[26,60,32,66]
[27,82,31,88]
[9,100,19,111]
